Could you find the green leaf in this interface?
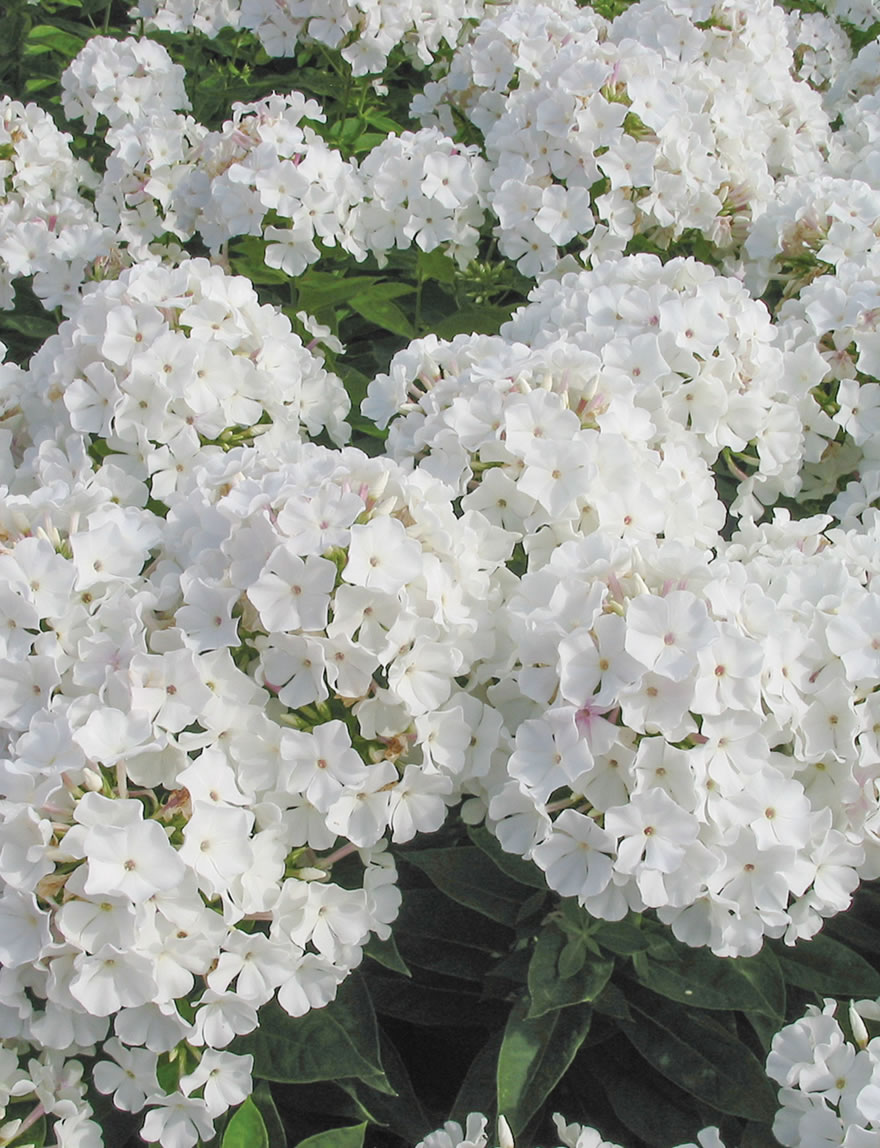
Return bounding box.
[397,934,498,982]
[25,23,84,57]
[775,936,880,1001]
[338,1034,434,1144]
[349,294,415,339]
[295,1125,366,1148]
[773,933,880,999]
[404,847,529,926]
[452,1030,504,1126]
[365,971,504,1029]
[591,917,649,956]
[467,825,548,890]
[222,1099,269,1148]
[497,997,592,1134]
[363,933,411,977]
[252,1082,287,1148]
[527,927,614,1019]
[228,237,290,284]
[622,991,777,1123]
[0,313,58,340]
[587,1047,714,1148]
[294,273,379,315]
[397,888,513,951]
[417,248,458,286]
[234,974,393,1094]
[433,303,517,340]
[629,940,785,1018]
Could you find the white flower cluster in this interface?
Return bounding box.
[0,98,113,313]
[479,513,880,958]
[0,324,513,1144]
[367,254,828,523]
[363,255,880,958]
[17,256,351,492]
[57,37,490,279]
[413,0,831,273]
[416,1111,725,1148]
[133,0,488,74]
[60,35,190,134]
[767,998,880,1148]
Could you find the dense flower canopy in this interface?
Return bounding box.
[2,0,880,1145]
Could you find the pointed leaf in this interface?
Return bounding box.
[349,295,415,338]
[253,1082,287,1148]
[622,991,776,1123]
[234,974,392,1093]
[773,933,880,998]
[295,1124,366,1148]
[467,825,548,890]
[363,933,411,977]
[629,941,784,1018]
[404,847,527,926]
[497,997,592,1134]
[222,1098,269,1148]
[528,927,614,1019]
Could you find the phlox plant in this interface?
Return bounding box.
[2,0,880,1147]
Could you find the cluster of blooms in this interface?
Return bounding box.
[59,37,490,280]
[133,0,489,74]
[413,0,831,273]
[17,256,351,490]
[783,9,852,100]
[364,256,880,958]
[0,310,517,1144]
[816,0,880,31]
[0,98,114,314]
[366,254,830,522]
[767,997,880,1148]
[416,1112,725,1148]
[476,513,880,958]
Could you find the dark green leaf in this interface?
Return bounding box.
[629,941,784,1018]
[294,1125,366,1148]
[622,992,777,1123]
[593,918,651,956]
[349,294,415,339]
[587,1046,714,1148]
[222,1099,269,1148]
[365,971,504,1029]
[0,313,58,340]
[404,847,531,926]
[294,273,379,315]
[528,927,614,1019]
[234,974,392,1093]
[397,934,498,982]
[497,997,592,1134]
[433,304,517,340]
[397,888,513,951]
[591,982,634,1022]
[773,933,880,998]
[452,1031,504,1127]
[338,1034,434,1144]
[363,933,411,977]
[252,1082,287,1148]
[467,825,548,891]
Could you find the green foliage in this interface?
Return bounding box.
[293,1122,367,1148]
[234,973,393,1095]
[222,1099,271,1148]
[497,997,593,1136]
